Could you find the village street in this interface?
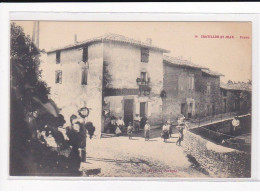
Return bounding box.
[83,113,245,178]
[84,131,208,178]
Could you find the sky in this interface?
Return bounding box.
[13,21,252,83]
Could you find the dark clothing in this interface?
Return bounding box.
[169,125,173,136]
[66,128,86,172]
[162,131,169,140]
[176,126,184,145]
[140,117,147,129]
[134,121,140,131]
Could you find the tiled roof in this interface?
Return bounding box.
[201,69,224,77]
[220,82,252,92]
[163,55,207,69]
[47,33,170,53]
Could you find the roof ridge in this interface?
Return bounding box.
[163,55,207,69]
[47,33,170,53]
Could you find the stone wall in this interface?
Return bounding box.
[182,130,251,178]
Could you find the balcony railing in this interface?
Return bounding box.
[136,77,151,96]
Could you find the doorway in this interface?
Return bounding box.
[140,102,147,118]
[181,103,187,117]
[124,99,134,126]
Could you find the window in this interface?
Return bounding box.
[56,51,61,64]
[188,74,194,90]
[81,68,88,85]
[141,47,149,63]
[82,46,88,63]
[178,76,184,91]
[206,82,211,95]
[55,70,62,84]
[140,72,147,82]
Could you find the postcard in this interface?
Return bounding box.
[10,20,252,178]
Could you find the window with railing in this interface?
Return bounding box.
[136,72,151,96]
[141,72,147,82]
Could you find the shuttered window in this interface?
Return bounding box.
[81,68,88,85]
[141,47,149,63]
[82,46,88,63]
[56,51,60,64]
[55,70,62,84]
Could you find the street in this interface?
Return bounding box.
[85,131,208,178]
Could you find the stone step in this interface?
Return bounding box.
[80,162,101,176]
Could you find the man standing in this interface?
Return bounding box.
[232,116,240,134]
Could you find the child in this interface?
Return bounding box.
[127,122,133,140]
[144,120,151,141]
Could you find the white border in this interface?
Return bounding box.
[1,3,260,191]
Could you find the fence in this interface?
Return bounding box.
[190,111,237,126]
[189,114,251,152]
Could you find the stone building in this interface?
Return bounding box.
[162,56,223,121]
[220,82,252,114]
[102,34,169,128]
[43,33,244,136]
[44,33,169,136]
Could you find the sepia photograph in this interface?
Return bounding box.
[10,20,252,178]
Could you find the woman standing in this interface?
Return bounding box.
[144,120,151,141]
[162,121,169,143]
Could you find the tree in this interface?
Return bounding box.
[10,23,68,176]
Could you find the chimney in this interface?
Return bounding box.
[74,34,78,44]
[146,38,152,45]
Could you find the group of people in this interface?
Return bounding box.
[105,114,148,136]
[127,115,188,145]
[34,113,95,175]
[161,115,187,145]
[126,119,151,140]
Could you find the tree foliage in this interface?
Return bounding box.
[10,22,58,175]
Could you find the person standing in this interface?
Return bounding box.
[162,121,169,143]
[66,121,85,175]
[176,125,184,146]
[144,120,151,141]
[232,116,240,134]
[168,120,173,138]
[134,114,141,132]
[127,122,133,140]
[117,117,125,133]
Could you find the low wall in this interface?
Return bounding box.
[183,130,251,178]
